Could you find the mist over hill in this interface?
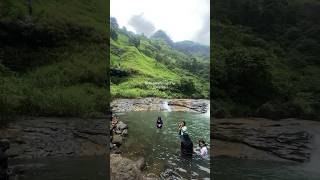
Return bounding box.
[110,17,209,98]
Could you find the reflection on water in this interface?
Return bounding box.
[10,156,107,180]
[118,111,210,179]
[213,156,320,180]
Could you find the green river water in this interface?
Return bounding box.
[117,111,211,179]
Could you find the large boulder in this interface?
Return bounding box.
[112,135,123,145]
[110,154,144,180]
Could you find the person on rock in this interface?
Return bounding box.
[111,114,119,134]
[195,139,208,158]
[178,120,187,136]
[180,134,193,157]
[156,116,163,129]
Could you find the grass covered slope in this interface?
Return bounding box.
[0,0,108,119]
[110,20,209,99]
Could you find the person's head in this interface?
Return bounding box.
[158,116,161,120]
[181,121,186,126]
[198,139,206,147]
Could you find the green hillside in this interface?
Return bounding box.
[0,0,108,120]
[110,18,209,99]
[212,0,320,120]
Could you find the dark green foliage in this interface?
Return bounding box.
[0,0,109,120]
[212,0,320,120]
[128,36,140,48]
[178,78,197,96]
[110,28,118,40]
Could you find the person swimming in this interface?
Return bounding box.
[156,116,163,129]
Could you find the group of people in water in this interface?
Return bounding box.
[112,114,208,158]
[157,116,208,158]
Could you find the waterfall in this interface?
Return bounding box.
[204,103,210,117]
[162,101,172,112]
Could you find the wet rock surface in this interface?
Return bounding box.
[111,98,209,113]
[0,117,107,159]
[110,154,156,180]
[110,120,128,153]
[212,118,320,162]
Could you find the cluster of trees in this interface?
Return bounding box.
[212,0,320,120]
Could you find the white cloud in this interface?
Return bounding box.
[111,0,210,45]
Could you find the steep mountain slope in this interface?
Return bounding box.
[174,40,210,59]
[110,18,209,99]
[212,0,320,120]
[0,0,108,119]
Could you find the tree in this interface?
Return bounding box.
[179,78,196,96]
[128,36,140,48]
[110,17,119,29]
[224,47,274,105]
[110,29,118,40]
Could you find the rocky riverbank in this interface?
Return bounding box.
[109,117,156,180]
[212,118,320,162]
[0,117,108,179]
[111,98,209,113]
[0,117,107,159]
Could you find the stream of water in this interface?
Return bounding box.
[117,111,210,179]
[213,156,320,180]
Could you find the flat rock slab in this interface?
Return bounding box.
[0,117,108,159]
[111,98,209,113]
[212,118,320,162]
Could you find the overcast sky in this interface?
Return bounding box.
[110,0,210,45]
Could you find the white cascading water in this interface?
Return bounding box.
[204,103,210,117]
[162,101,172,112]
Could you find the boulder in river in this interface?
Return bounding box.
[110,154,156,180]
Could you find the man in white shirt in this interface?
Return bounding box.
[178,121,187,135]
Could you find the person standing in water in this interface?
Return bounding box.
[178,120,187,135]
[195,139,208,158]
[180,134,193,157]
[156,116,163,129]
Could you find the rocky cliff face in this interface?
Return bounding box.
[0,117,107,159]
[111,98,209,113]
[212,118,320,162]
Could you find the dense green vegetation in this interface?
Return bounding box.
[110,18,210,99]
[212,0,320,120]
[0,0,108,120]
